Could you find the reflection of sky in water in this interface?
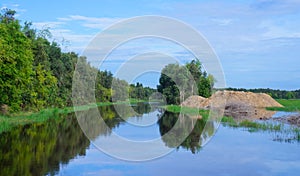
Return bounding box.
[124,110,160,127]
[272,111,300,118]
[58,124,300,176]
[59,126,300,176]
[112,110,162,140]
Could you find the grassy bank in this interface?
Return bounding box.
[164,104,299,137]
[0,99,147,134]
[165,105,283,131]
[221,116,282,132]
[221,116,300,141]
[163,105,210,120]
[267,99,300,112]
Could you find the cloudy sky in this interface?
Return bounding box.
[1,0,300,90]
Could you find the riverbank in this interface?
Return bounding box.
[0,99,146,134]
[1,99,299,135]
[164,99,300,136]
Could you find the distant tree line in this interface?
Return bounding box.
[0,9,154,113]
[225,88,300,99]
[129,83,156,100]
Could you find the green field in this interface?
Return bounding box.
[267,99,300,112]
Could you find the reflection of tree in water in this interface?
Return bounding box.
[131,102,151,116]
[158,112,215,154]
[77,103,154,140]
[0,114,90,176]
[1,103,208,175]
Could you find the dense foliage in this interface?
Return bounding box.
[226,88,300,99]
[157,60,214,105]
[129,83,156,100]
[0,9,154,113]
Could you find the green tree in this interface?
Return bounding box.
[0,9,34,111]
[157,60,214,105]
[286,92,295,99]
[198,71,212,98]
[112,78,129,101]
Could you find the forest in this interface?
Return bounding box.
[0,9,154,113]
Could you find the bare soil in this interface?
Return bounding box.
[181,90,282,119]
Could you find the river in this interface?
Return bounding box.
[0,103,299,175]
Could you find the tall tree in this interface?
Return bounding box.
[157,60,214,105]
[0,9,34,111]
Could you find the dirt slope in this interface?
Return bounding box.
[205,90,283,108]
[182,91,282,108]
[181,95,207,108]
[181,90,282,119]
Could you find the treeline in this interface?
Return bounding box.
[129,83,156,100]
[225,88,300,99]
[0,9,154,113]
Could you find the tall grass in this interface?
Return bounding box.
[221,116,283,132]
[0,108,65,134]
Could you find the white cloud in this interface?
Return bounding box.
[211,18,233,26]
[33,21,65,29]
[1,3,26,14]
[0,6,7,10]
[58,15,124,29]
[259,20,300,40]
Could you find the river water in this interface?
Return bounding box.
[0,103,299,176]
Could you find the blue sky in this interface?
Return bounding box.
[1,0,300,90]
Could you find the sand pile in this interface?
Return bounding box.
[207,90,283,108]
[182,91,283,109]
[181,95,207,108]
[181,90,282,119]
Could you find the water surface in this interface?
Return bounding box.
[0,103,299,175]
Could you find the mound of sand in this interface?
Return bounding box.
[181,90,282,119]
[207,90,283,108]
[182,91,282,108]
[181,95,207,108]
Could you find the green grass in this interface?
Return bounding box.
[164,105,210,120]
[0,108,64,134]
[165,105,283,131]
[0,99,148,134]
[165,103,298,133]
[164,106,285,132]
[267,99,300,112]
[221,116,283,132]
[163,104,300,142]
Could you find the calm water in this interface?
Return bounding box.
[0,103,300,176]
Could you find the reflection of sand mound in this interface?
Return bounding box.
[181,90,282,119]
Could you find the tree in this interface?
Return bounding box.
[0,9,34,111]
[157,60,214,105]
[198,72,212,98]
[111,78,129,101]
